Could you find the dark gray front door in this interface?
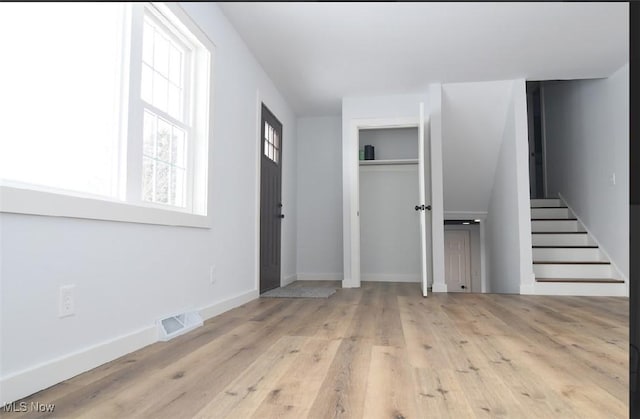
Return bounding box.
[260,104,283,293]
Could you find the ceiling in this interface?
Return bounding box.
[218,2,628,116]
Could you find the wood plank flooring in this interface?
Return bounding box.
[2,281,628,418]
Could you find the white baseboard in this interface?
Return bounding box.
[432,282,448,293]
[281,274,297,287]
[342,279,359,288]
[0,325,157,406]
[520,283,537,295]
[198,289,259,321]
[0,289,259,405]
[361,274,420,283]
[296,273,343,281]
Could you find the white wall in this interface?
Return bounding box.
[359,128,418,160]
[485,80,533,294]
[444,224,481,292]
[0,2,297,403]
[441,80,513,217]
[360,165,422,283]
[295,117,343,279]
[429,84,445,292]
[543,63,629,281]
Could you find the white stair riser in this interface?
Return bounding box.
[531,220,583,232]
[531,198,562,208]
[533,248,606,262]
[531,207,571,219]
[533,264,614,279]
[524,282,627,297]
[531,234,595,246]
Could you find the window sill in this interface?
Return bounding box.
[0,185,211,228]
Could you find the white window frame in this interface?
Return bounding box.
[0,2,214,228]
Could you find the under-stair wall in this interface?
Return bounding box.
[485,79,533,294]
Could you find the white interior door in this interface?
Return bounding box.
[418,102,428,296]
[444,230,471,292]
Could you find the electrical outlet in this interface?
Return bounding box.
[609,172,616,186]
[209,265,216,285]
[59,285,75,318]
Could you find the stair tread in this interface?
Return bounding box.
[533,245,598,248]
[536,278,624,283]
[531,206,569,209]
[531,218,577,221]
[532,232,588,234]
[533,261,610,265]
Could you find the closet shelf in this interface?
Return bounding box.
[359,159,418,166]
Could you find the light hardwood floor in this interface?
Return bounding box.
[3,281,628,418]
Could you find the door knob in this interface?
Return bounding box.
[461,285,466,289]
[415,205,432,211]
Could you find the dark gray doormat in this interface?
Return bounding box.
[261,287,336,298]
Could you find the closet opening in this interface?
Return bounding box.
[358,126,431,289]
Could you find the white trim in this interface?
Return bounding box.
[342,280,359,288]
[513,79,536,291]
[418,102,428,297]
[254,89,262,293]
[199,289,259,321]
[432,282,448,293]
[539,83,549,199]
[479,221,488,293]
[429,83,446,296]
[444,211,488,220]
[526,84,536,197]
[282,274,297,286]
[0,185,210,228]
[0,288,258,405]
[0,326,157,406]
[298,273,343,281]
[361,274,420,283]
[519,282,536,295]
[558,193,629,285]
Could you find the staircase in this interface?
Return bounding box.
[529,198,626,296]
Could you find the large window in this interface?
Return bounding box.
[0,3,213,226]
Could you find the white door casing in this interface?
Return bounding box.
[343,98,437,297]
[444,229,471,292]
[527,88,536,198]
[418,102,429,297]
